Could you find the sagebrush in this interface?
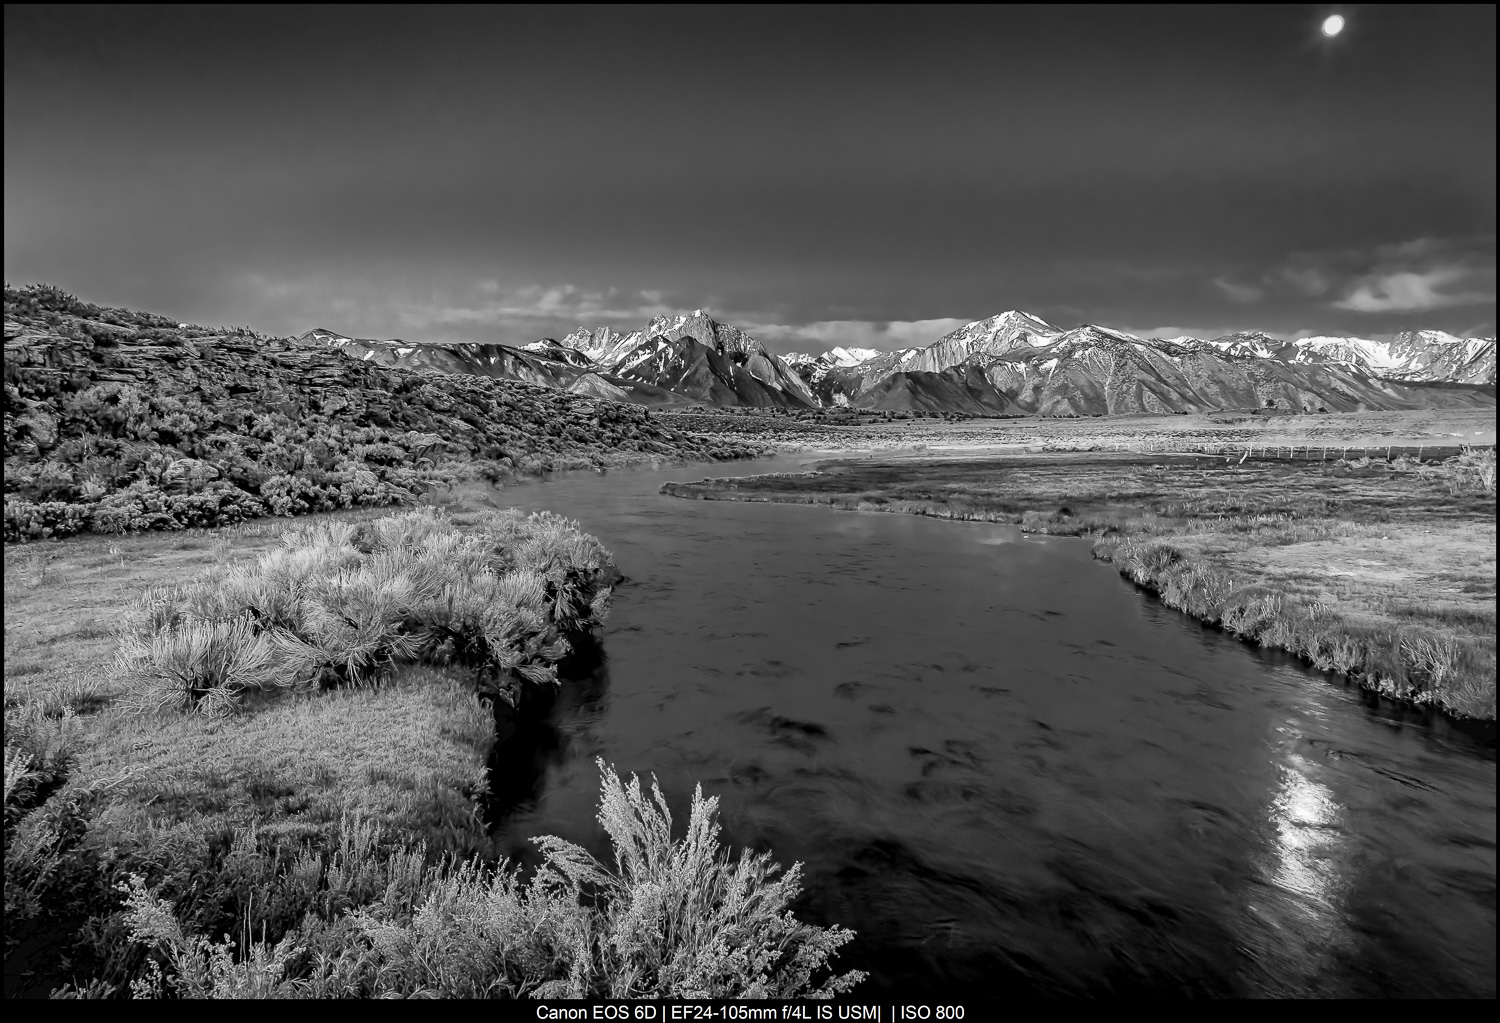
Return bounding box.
[111,760,864,999]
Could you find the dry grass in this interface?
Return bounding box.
[664,406,1497,454]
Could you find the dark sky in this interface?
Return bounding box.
[5,4,1495,352]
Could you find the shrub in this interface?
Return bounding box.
[120,619,314,716]
[533,760,867,998]
[113,761,865,999]
[3,498,90,541]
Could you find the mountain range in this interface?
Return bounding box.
[297,310,818,410]
[298,310,1495,416]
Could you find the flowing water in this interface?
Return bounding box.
[487,455,1496,999]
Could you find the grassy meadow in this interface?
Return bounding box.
[663,447,1497,719]
[4,497,863,999]
[658,406,1497,454]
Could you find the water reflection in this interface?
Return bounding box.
[1269,756,1345,907]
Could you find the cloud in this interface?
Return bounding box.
[1269,265,1331,297]
[1257,235,1496,315]
[395,283,679,332]
[1212,277,1264,303]
[1118,324,1298,342]
[744,318,970,354]
[1333,267,1493,312]
[231,273,689,340]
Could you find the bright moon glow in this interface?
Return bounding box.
[1322,14,1345,37]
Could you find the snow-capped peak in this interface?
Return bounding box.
[825,346,883,367]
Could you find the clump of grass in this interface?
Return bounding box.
[1437,447,1496,495]
[3,689,90,827]
[116,508,618,715]
[110,761,864,999]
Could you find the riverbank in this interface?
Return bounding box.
[4,500,861,998]
[661,450,1497,720]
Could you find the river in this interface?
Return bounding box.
[487,455,1496,999]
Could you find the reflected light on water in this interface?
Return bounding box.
[1270,755,1345,906]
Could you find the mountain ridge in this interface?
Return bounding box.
[295,308,1496,415]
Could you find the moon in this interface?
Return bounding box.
[1322,14,1345,37]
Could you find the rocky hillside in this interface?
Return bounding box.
[3,284,759,542]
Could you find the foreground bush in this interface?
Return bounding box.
[117,508,617,712]
[111,760,864,999]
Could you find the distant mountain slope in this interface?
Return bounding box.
[963,325,1494,415]
[788,347,925,406]
[296,329,586,390]
[901,311,1060,374]
[553,310,817,408]
[300,310,816,409]
[4,284,758,541]
[788,346,881,368]
[851,365,1014,415]
[784,313,1494,415]
[609,333,816,409]
[1387,331,1496,384]
[294,328,710,406]
[1206,329,1497,384]
[520,337,596,368]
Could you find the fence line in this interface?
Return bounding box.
[1094,441,1492,462]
